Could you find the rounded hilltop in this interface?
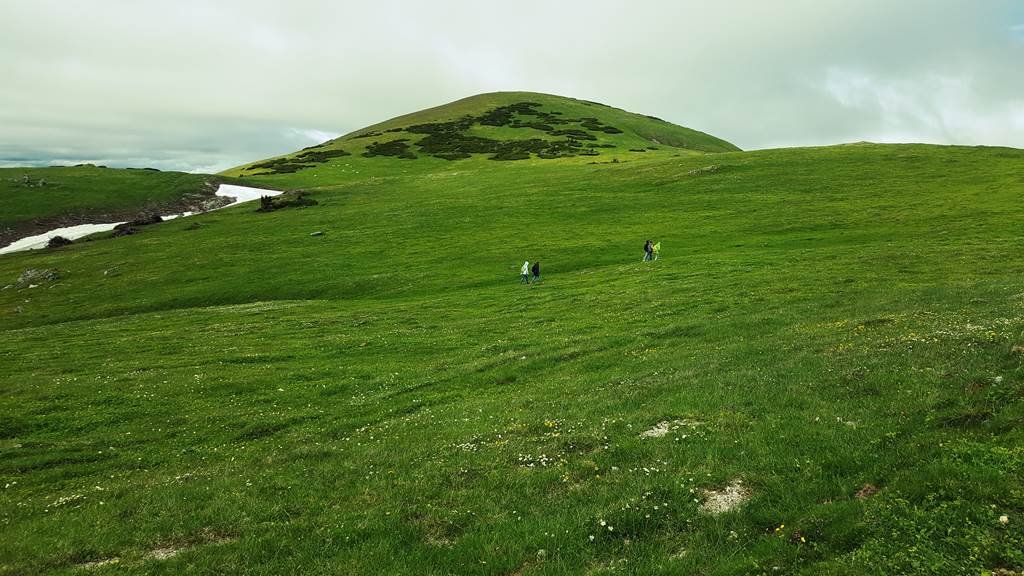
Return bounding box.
[224,91,739,177]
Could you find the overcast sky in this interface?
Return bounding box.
[2,0,1022,172]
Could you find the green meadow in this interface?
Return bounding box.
[0,93,1022,575]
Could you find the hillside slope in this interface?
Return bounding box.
[223,92,739,182]
[1,141,1023,574]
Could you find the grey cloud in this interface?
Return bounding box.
[1,0,1021,172]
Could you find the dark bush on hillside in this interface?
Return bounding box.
[294,148,351,163]
[537,139,586,159]
[257,192,318,212]
[116,214,163,230]
[580,118,623,134]
[385,128,405,133]
[47,236,72,248]
[245,147,350,174]
[417,133,502,155]
[363,140,417,159]
[110,214,162,237]
[112,226,139,237]
[406,118,475,134]
[246,159,313,174]
[479,108,515,126]
[550,129,597,140]
[629,148,647,152]
[434,152,472,161]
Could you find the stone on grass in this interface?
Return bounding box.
[16,268,60,289]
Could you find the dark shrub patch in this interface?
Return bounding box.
[580,118,623,134]
[550,129,597,140]
[246,160,312,174]
[244,147,349,175]
[363,140,417,159]
[115,214,162,230]
[294,148,350,163]
[257,192,318,212]
[434,152,472,161]
[46,235,72,248]
[417,133,502,155]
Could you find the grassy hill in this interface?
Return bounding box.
[0,166,234,247]
[223,92,740,183]
[0,96,1022,574]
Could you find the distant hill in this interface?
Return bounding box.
[224,92,739,177]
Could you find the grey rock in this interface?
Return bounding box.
[309,231,324,237]
[16,268,60,289]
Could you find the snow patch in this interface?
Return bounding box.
[0,185,281,255]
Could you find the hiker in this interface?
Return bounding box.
[531,261,541,283]
[643,240,653,262]
[652,241,661,261]
[521,260,531,284]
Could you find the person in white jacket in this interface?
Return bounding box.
[520,261,531,284]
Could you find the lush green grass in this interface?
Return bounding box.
[0,167,226,243]
[1,141,1022,575]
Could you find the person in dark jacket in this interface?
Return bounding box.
[531,261,541,283]
[643,240,653,262]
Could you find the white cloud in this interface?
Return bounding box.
[821,67,1024,146]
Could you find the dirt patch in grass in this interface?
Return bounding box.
[699,478,750,515]
[78,557,120,569]
[855,483,881,500]
[145,530,236,562]
[639,419,702,438]
[146,547,182,561]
